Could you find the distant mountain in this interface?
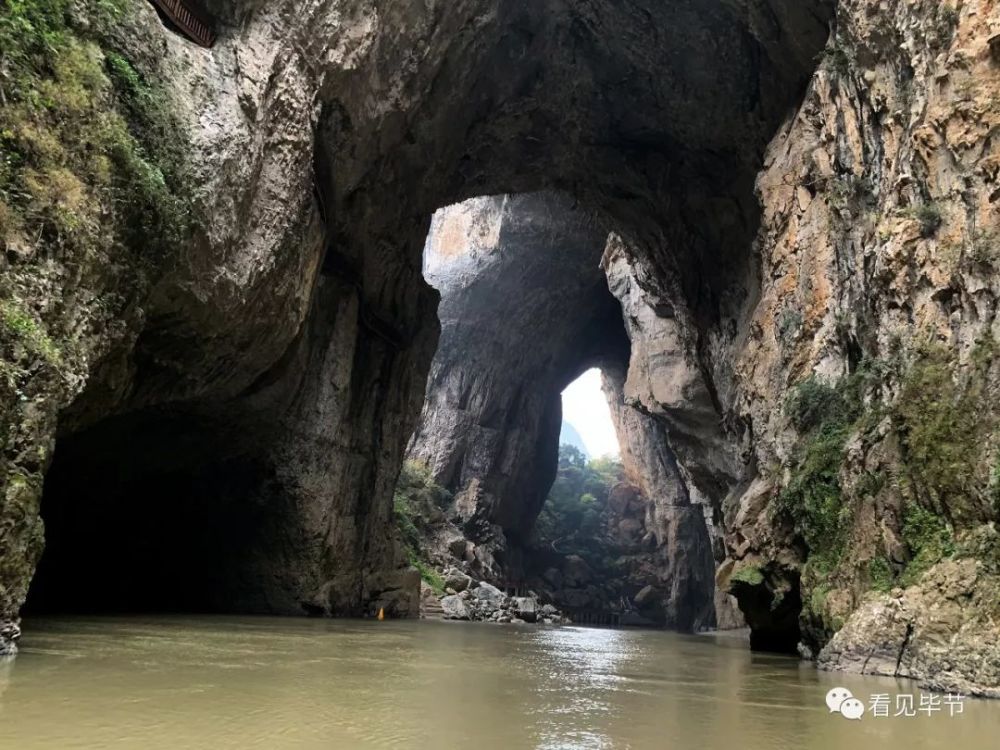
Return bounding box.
[559,421,590,459]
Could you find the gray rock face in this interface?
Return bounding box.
[472,582,506,605]
[444,570,473,593]
[513,597,538,623]
[440,595,470,621]
[2,0,827,643]
[601,363,722,631]
[408,194,729,632]
[817,556,1000,698]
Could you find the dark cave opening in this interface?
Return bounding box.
[23,409,284,616]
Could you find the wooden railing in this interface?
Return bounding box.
[566,609,622,627]
[148,0,216,48]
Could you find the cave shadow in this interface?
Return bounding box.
[24,409,288,615]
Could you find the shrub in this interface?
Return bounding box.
[899,503,955,586]
[0,0,191,265]
[932,5,960,48]
[820,43,851,77]
[777,370,873,565]
[1,298,60,365]
[407,553,445,595]
[906,203,944,237]
[777,420,851,556]
[894,346,981,516]
[969,230,999,268]
[777,309,803,342]
[867,556,893,592]
[990,454,1000,517]
[784,376,855,432]
[393,460,453,592]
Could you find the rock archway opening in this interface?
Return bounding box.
[402,194,731,632]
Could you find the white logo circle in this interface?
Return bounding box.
[825,687,853,713]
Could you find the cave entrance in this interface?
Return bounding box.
[22,408,284,616]
[404,194,721,632]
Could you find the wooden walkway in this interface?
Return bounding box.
[149,0,216,47]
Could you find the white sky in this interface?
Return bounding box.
[561,368,620,458]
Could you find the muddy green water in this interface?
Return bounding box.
[1,617,997,749]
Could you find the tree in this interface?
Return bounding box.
[533,444,623,547]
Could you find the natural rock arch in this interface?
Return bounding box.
[5,0,834,647]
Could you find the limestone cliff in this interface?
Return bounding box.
[3,0,998,699]
[408,194,724,631]
[722,0,1000,695]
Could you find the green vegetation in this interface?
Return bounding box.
[784,375,861,433]
[905,202,944,237]
[990,454,1000,516]
[1,298,59,364]
[894,344,985,521]
[932,4,960,48]
[969,229,999,269]
[785,339,996,646]
[533,445,623,548]
[730,565,764,587]
[393,460,452,593]
[775,374,866,565]
[0,0,191,266]
[867,556,893,592]
[899,504,955,587]
[820,42,851,77]
[407,555,445,594]
[777,309,803,342]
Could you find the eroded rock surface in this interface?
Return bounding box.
[8,0,1000,698]
[718,0,1000,687]
[409,194,728,631]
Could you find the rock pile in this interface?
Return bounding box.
[437,579,566,625]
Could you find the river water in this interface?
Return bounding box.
[1,616,997,749]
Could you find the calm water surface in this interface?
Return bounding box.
[1,616,997,749]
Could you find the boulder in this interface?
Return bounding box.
[513,597,538,623]
[448,538,472,559]
[634,584,658,606]
[472,581,505,604]
[444,569,473,592]
[543,567,563,588]
[617,517,643,538]
[562,555,592,586]
[440,595,470,620]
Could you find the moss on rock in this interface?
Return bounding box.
[0,0,193,646]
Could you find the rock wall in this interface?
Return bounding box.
[720,0,1000,693]
[601,366,720,630]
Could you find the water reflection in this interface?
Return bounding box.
[0,617,996,749]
